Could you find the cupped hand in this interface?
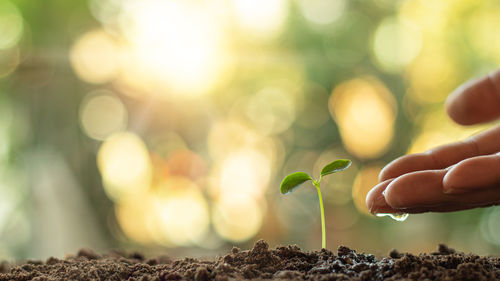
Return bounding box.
[366,69,500,214]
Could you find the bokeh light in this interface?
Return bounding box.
[79,90,128,141]
[70,29,120,84]
[97,132,152,201]
[352,165,383,215]
[466,7,500,64]
[217,148,271,199]
[296,0,346,26]
[154,177,209,246]
[329,77,397,159]
[208,119,260,161]
[231,0,289,41]
[406,47,459,104]
[213,194,264,242]
[0,1,23,50]
[372,16,422,73]
[115,193,156,244]
[166,149,206,181]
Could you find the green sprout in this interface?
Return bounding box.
[280,159,351,249]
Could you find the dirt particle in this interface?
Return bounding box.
[389,249,402,259]
[194,267,211,281]
[77,248,101,260]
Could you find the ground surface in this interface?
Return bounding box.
[1,240,499,280]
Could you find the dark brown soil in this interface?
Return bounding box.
[1,240,499,281]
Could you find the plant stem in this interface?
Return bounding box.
[314,182,326,249]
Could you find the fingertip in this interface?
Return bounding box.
[366,179,397,214]
[384,170,447,209]
[383,177,404,209]
[442,162,468,192]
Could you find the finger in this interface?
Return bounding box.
[365,179,432,214]
[365,177,491,215]
[366,179,399,214]
[379,125,500,182]
[443,153,500,193]
[446,69,500,125]
[384,169,500,211]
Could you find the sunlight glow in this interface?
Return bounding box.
[97,132,152,200]
[232,0,289,40]
[119,0,231,98]
[329,78,397,159]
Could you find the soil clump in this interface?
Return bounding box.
[1,240,499,280]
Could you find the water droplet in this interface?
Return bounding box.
[376,213,409,222]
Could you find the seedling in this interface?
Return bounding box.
[280,159,351,249]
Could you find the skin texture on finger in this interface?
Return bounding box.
[443,153,500,193]
[384,169,500,212]
[366,179,399,214]
[379,125,500,182]
[446,69,500,125]
[366,174,500,214]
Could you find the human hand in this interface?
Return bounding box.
[366,69,500,214]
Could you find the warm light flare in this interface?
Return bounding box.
[212,194,263,242]
[218,149,271,198]
[97,132,152,200]
[231,0,289,40]
[70,29,120,84]
[119,0,231,98]
[329,78,397,159]
[153,177,209,246]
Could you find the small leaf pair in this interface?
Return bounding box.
[279,159,351,249]
[280,159,351,194]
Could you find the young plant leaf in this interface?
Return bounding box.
[280,172,312,194]
[320,159,351,177]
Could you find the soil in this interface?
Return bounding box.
[1,240,499,281]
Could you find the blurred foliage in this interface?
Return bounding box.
[1,0,500,259]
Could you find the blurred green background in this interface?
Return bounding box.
[1,0,500,260]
